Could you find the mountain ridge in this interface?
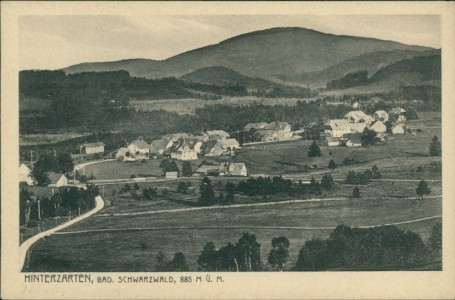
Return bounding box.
[61,26,433,82]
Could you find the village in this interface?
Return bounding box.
[19,103,414,187]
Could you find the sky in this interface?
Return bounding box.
[19,15,441,70]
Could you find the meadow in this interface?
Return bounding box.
[25,195,441,272]
[130,96,314,115]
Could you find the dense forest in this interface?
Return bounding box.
[326,70,369,90]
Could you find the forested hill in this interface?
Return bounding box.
[180,66,281,89]
[325,54,441,91]
[62,27,433,81]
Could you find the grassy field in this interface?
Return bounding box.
[26,194,441,272]
[130,96,315,115]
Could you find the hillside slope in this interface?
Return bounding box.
[180,66,281,89]
[284,49,440,88]
[322,54,441,95]
[63,27,433,81]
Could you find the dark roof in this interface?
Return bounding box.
[48,172,65,184]
[82,142,105,147]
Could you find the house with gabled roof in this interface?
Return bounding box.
[194,164,221,176]
[170,138,200,161]
[265,122,293,139]
[19,163,34,185]
[127,138,150,157]
[205,130,230,140]
[47,172,68,188]
[80,142,105,155]
[373,110,389,122]
[326,137,342,147]
[203,138,240,156]
[344,110,374,124]
[219,162,247,177]
[389,107,407,122]
[392,123,407,134]
[244,122,269,131]
[149,140,172,156]
[369,120,387,133]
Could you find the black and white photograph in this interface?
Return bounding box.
[2,1,455,299]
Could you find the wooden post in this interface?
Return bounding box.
[37,199,41,221]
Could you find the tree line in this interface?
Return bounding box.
[146,222,441,271]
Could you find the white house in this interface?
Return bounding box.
[169,139,200,161]
[48,172,68,188]
[80,142,105,155]
[171,146,198,161]
[19,163,34,185]
[373,110,389,122]
[344,111,374,124]
[325,120,351,138]
[352,101,361,109]
[265,122,293,140]
[128,139,150,157]
[219,162,247,177]
[369,121,387,133]
[325,119,367,137]
[392,124,407,134]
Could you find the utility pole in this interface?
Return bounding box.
[37,199,41,221]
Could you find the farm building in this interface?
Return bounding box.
[392,124,407,134]
[369,121,387,133]
[344,111,374,124]
[219,162,248,177]
[253,130,276,142]
[244,122,269,131]
[194,164,221,176]
[265,122,293,139]
[389,107,407,122]
[373,110,389,122]
[19,163,34,185]
[346,135,362,148]
[149,140,172,156]
[80,142,105,155]
[165,172,178,179]
[325,137,342,147]
[127,139,150,158]
[48,172,68,188]
[205,130,230,140]
[204,138,240,156]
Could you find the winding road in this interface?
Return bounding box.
[19,196,105,271]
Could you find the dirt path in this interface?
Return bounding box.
[19,196,105,271]
[95,195,441,218]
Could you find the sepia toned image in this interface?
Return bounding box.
[2,1,455,299]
